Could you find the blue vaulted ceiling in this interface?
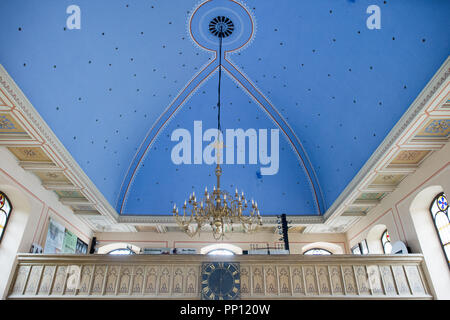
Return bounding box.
[0,0,449,216]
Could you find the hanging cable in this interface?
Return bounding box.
[214,26,224,165]
[217,26,223,134]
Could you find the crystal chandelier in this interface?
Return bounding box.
[172,19,262,240]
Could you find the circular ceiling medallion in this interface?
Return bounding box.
[189,0,255,52]
[209,16,234,38]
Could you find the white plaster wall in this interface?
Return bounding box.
[346,142,450,299]
[0,147,93,299]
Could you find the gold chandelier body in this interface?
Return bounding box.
[173,164,262,240]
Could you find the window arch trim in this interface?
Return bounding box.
[0,192,12,243]
[429,192,450,267]
[108,248,135,255]
[200,243,243,255]
[303,248,332,255]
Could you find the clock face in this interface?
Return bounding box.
[201,262,240,300]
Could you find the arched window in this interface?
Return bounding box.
[200,243,242,255]
[381,230,392,254]
[430,193,450,266]
[0,192,12,243]
[97,242,141,254]
[207,249,235,256]
[108,248,135,255]
[303,248,332,255]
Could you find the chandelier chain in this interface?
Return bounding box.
[217,26,223,135]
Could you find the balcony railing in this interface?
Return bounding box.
[7,253,432,299]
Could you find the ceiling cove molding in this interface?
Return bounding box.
[0,64,120,222]
[323,56,450,225]
[116,0,325,216]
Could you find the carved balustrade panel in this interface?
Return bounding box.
[7,254,432,299]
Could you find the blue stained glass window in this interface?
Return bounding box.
[430,193,450,267]
[0,192,12,243]
[381,230,392,254]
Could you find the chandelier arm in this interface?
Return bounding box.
[176,206,196,227]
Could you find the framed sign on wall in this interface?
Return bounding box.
[43,218,65,254]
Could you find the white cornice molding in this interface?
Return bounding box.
[19,161,63,171]
[348,200,380,208]
[117,215,324,225]
[43,181,82,191]
[323,56,450,225]
[59,197,92,206]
